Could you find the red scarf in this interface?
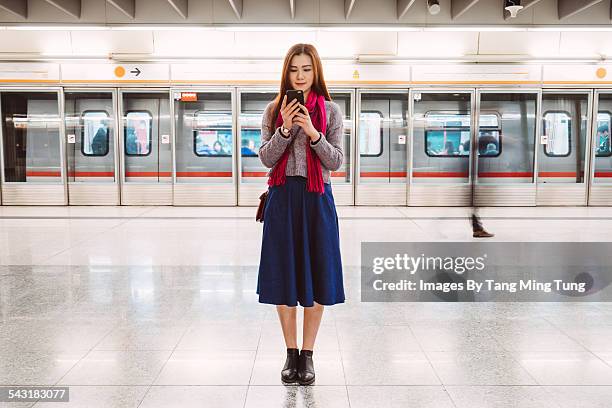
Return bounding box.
[268,90,326,194]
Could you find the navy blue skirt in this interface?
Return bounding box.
[257,176,345,307]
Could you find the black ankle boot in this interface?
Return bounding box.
[281,348,299,384]
[297,349,315,385]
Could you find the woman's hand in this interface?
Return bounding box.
[293,104,321,142]
[280,95,301,129]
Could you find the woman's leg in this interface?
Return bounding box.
[302,302,324,350]
[276,305,298,348]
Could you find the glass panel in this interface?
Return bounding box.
[412,92,470,184]
[1,92,61,183]
[478,113,502,157]
[240,129,260,157]
[175,92,233,184]
[82,111,109,156]
[194,111,232,156]
[238,91,275,184]
[543,112,571,157]
[125,112,152,156]
[359,111,382,156]
[359,92,408,184]
[594,94,612,183]
[329,92,352,183]
[478,93,536,184]
[64,92,115,183]
[538,93,588,184]
[123,92,171,184]
[595,112,611,157]
[424,112,470,157]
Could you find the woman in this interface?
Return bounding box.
[257,43,345,386]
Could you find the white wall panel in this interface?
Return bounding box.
[559,32,612,58]
[2,27,612,62]
[170,61,409,83]
[316,31,397,57]
[0,30,71,54]
[397,31,478,57]
[234,31,317,57]
[171,62,281,82]
[412,64,542,83]
[0,63,60,81]
[543,64,612,82]
[62,63,169,81]
[71,30,154,54]
[478,31,560,57]
[154,30,236,57]
[326,63,410,82]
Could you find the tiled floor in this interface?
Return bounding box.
[1,206,612,407]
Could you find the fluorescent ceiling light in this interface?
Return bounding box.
[216,25,315,31]
[424,26,527,32]
[55,53,111,57]
[6,24,612,33]
[527,26,612,32]
[110,25,216,31]
[320,26,422,31]
[5,25,110,31]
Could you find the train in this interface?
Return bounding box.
[1,62,611,207]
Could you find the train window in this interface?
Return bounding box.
[359,111,383,157]
[596,111,611,157]
[193,111,232,157]
[478,113,502,157]
[425,112,470,157]
[81,111,109,157]
[543,111,571,157]
[240,112,263,157]
[241,129,260,157]
[124,111,153,156]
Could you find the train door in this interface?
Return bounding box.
[328,89,354,205]
[474,90,539,206]
[0,88,66,205]
[588,91,612,205]
[64,89,119,205]
[356,90,408,205]
[536,91,591,206]
[409,89,474,206]
[119,90,172,205]
[172,89,236,206]
[237,89,276,206]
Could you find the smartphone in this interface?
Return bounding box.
[286,89,304,107]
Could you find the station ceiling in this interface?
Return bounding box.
[0,0,611,26]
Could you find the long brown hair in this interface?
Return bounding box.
[270,43,331,124]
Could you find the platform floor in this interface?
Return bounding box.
[1,206,612,407]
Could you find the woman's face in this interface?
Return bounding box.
[288,53,314,93]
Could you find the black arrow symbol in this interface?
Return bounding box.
[130,68,141,76]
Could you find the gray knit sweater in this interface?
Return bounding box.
[258,100,344,184]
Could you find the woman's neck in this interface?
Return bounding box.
[303,88,310,102]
